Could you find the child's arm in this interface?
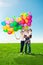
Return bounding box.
[15,34,20,40]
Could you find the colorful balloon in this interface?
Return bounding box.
[1,21,6,26]
[5,17,10,21]
[6,21,10,25]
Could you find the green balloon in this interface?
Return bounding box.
[13,21,18,26]
[3,29,8,32]
[13,16,16,20]
[13,27,18,31]
[18,25,22,29]
[26,13,28,16]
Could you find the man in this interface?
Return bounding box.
[24,29,32,54]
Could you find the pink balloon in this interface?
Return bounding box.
[28,12,32,15]
[6,21,10,25]
[27,22,31,26]
[10,18,14,22]
[28,19,32,23]
[24,24,27,26]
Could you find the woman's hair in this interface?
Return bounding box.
[29,29,32,31]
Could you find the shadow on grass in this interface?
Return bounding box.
[26,53,43,56]
[13,53,43,65]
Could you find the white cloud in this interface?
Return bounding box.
[0,1,11,7]
[0,0,18,7]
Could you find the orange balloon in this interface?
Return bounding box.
[8,28,13,32]
[25,19,28,23]
[23,15,26,19]
[12,31,15,34]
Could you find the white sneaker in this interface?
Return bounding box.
[20,52,22,54]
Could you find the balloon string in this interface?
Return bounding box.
[15,34,20,40]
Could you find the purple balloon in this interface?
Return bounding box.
[10,18,14,22]
[24,24,27,26]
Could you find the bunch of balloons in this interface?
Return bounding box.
[1,12,32,35]
[1,17,22,34]
[17,12,32,27]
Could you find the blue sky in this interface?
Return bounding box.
[0,0,43,43]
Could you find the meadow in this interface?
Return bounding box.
[0,43,43,65]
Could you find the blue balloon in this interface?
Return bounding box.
[1,21,6,26]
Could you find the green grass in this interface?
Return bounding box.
[0,43,43,65]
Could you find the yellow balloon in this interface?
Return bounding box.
[23,13,26,16]
[18,17,22,22]
[3,26,7,30]
[23,15,26,19]
[9,28,13,32]
[6,25,10,29]
[5,17,10,21]
[24,26,29,30]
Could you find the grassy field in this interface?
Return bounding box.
[0,43,43,65]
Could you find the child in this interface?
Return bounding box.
[24,29,32,54]
[15,27,25,54]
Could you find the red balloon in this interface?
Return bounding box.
[26,15,32,20]
[8,31,12,34]
[21,19,25,24]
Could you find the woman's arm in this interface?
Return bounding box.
[15,34,20,40]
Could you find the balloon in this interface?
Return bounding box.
[6,25,10,29]
[3,26,7,30]
[27,22,31,26]
[10,23,14,27]
[24,24,27,26]
[13,16,16,20]
[5,17,10,21]
[13,27,18,31]
[12,31,15,34]
[23,15,26,19]
[13,21,18,26]
[24,26,28,30]
[18,25,22,29]
[18,17,22,22]
[28,12,32,15]
[10,18,14,22]
[1,21,6,26]
[6,21,10,25]
[21,20,25,24]
[25,19,28,24]
[8,31,12,34]
[29,19,32,23]
[8,28,13,32]
[3,29,8,32]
